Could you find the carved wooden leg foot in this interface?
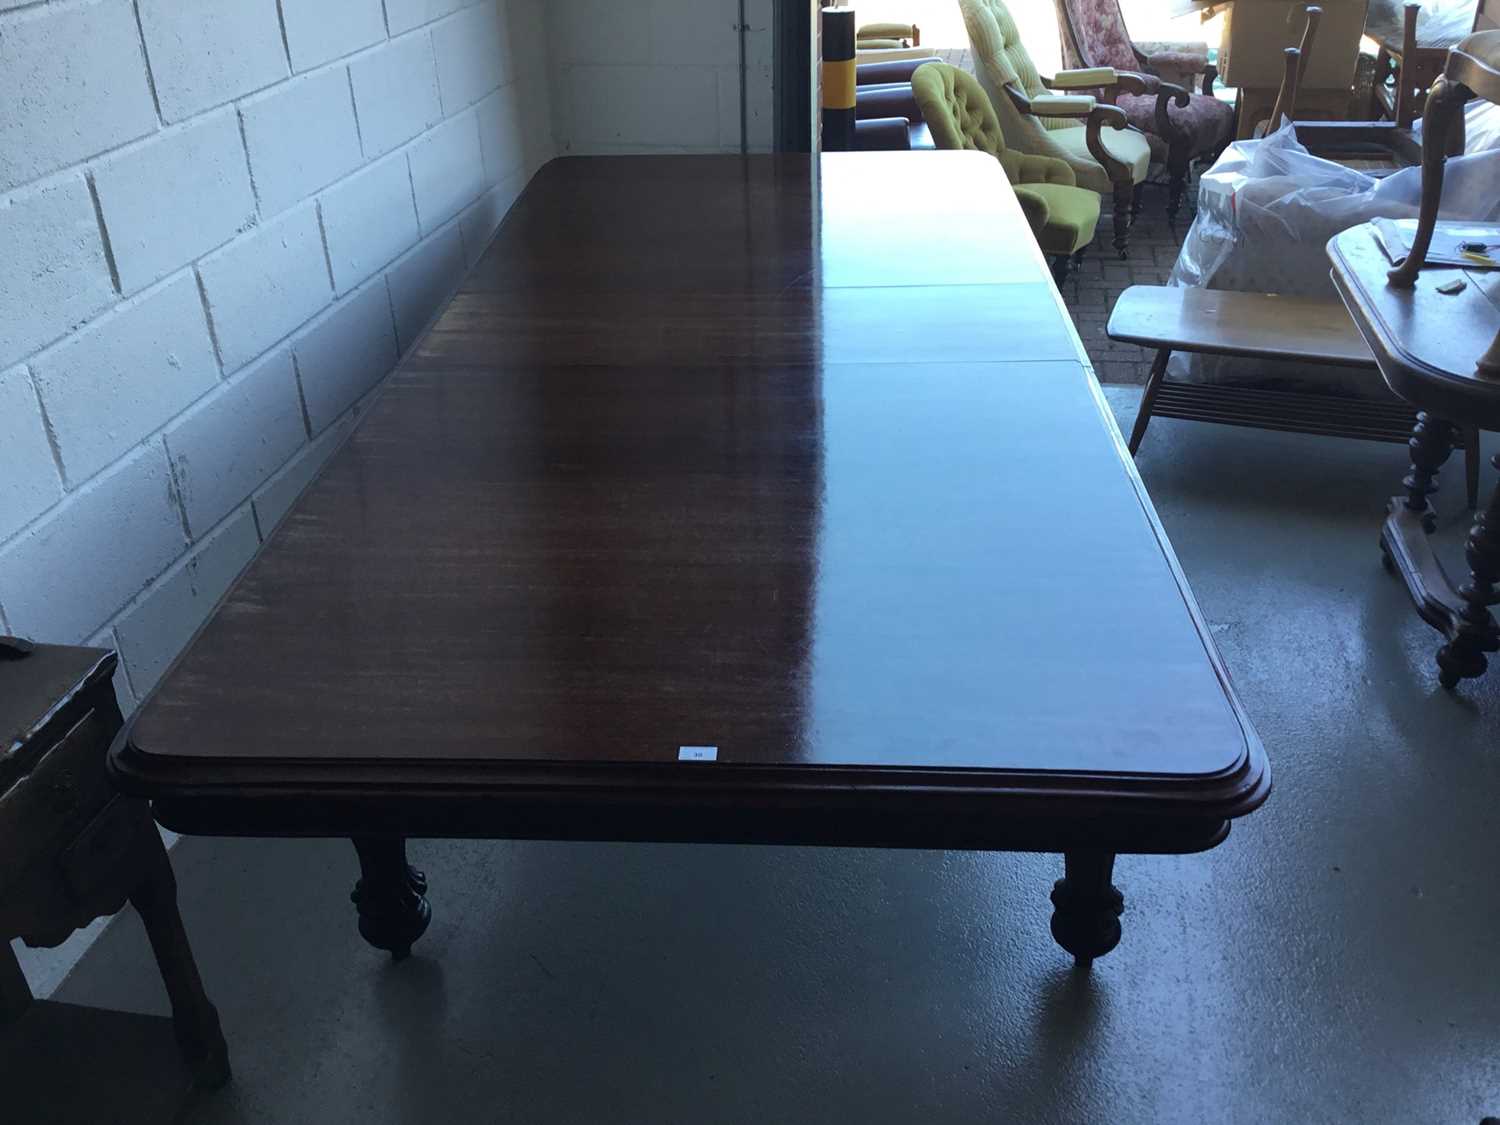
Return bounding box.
[1435,459,1500,688]
[1112,189,1131,259]
[129,829,231,1089]
[351,837,431,960]
[1049,851,1124,967]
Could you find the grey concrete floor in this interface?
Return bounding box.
[59,388,1500,1124]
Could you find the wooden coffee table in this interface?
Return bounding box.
[110,153,1269,970]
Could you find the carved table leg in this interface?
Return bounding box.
[350,837,431,960]
[1437,457,1500,688]
[129,830,231,1089]
[1400,412,1456,533]
[1049,851,1125,967]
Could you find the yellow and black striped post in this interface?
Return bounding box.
[820,7,856,151]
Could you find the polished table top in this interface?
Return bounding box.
[115,154,1265,842]
[1329,223,1500,429]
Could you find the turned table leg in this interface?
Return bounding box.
[129,830,231,1089]
[350,837,431,960]
[1049,851,1125,967]
[1437,455,1500,688]
[1401,412,1456,531]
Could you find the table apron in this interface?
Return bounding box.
[147,793,1233,856]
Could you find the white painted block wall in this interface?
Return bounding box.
[0,0,554,708]
[0,0,554,993]
[2,0,780,997]
[548,0,777,154]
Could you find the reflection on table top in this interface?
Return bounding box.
[126,154,1259,804]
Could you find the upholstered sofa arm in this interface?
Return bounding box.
[1012,152,1078,187]
[856,83,921,121]
[1047,67,1117,89]
[1003,84,1132,186]
[1012,185,1052,234]
[859,22,918,40]
[856,58,937,86]
[1027,93,1098,116]
[854,117,913,151]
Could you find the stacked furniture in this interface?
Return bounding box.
[1054,0,1236,221]
[913,62,1102,281]
[1332,28,1500,687]
[1367,0,1479,126]
[958,0,1160,257]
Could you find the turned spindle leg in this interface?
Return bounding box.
[350,837,431,960]
[1049,851,1125,967]
[1437,456,1500,688]
[1401,413,1456,533]
[129,830,231,1089]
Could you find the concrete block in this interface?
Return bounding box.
[279,0,387,72]
[569,64,720,149]
[197,204,333,373]
[0,0,158,193]
[292,279,398,433]
[92,109,257,295]
[252,414,355,534]
[386,224,465,352]
[477,88,526,183]
[458,177,522,267]
[744,0,774,69]
[240,68,364,217]
[30,274,219,485]
[319,153,420,294]
[549,0,651,64]
[165,350,307,537]
[349,31,444,158]
[115,507,260,697]
[408,112,485,232]
[0,366,63,544]
[651,0,741,65]
[433,1,510,112]
[385,0,467,36]
[137,0,289,123]
[0,178,116,371]
[0,443,185,643]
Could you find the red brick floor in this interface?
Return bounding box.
[930,46,1190,386]
[1063,185,1189,386]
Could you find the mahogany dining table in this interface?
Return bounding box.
[109,152,1269,969]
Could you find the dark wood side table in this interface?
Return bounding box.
[1329,29,1500,688]
[1,638,229,1089]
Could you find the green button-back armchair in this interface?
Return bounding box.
[912,63,1101,284]
[958,0,1160,257]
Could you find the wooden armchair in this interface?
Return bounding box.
[1367,0,1481,128]
[959,0,1157,257]
[1053,0,1235,221]
[1387,28,1500,383]
[1259,6,1426,171]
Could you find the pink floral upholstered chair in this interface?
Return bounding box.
[1054,0,1234,222]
